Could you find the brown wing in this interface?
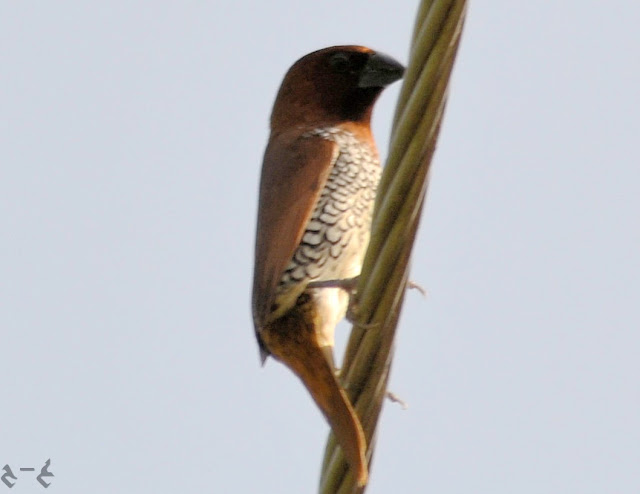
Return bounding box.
[252,131,337,330]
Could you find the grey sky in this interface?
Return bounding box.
[2,1,639,493]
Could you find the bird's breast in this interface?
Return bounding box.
[273,127,381,316]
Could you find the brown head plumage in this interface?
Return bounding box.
[270,45,405,131]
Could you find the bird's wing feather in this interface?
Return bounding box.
[252,131,337,328]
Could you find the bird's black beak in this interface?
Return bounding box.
[358,51,405,88]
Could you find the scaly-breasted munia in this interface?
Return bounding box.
[252,45,404,486]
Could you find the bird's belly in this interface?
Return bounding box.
[270,224,369,322]
[271,127,380,322]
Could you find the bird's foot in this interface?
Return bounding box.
[345,304,379,329]
[386,391,409,409]
[407,280,427,297]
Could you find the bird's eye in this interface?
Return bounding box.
[329,53,350,73]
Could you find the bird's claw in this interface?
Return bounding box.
[386,391,409,409]
[407,280,427,297]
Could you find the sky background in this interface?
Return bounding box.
[2,1,639,493]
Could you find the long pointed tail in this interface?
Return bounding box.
[261,302,368,487]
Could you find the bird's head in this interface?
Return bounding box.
[270,45,404,131]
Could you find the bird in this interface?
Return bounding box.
[252,45,404,486]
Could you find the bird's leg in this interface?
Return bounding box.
[309,277,427,296]
[309,278,425,325]
[306,276,360,293]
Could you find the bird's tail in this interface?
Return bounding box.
[261,299,368,487]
